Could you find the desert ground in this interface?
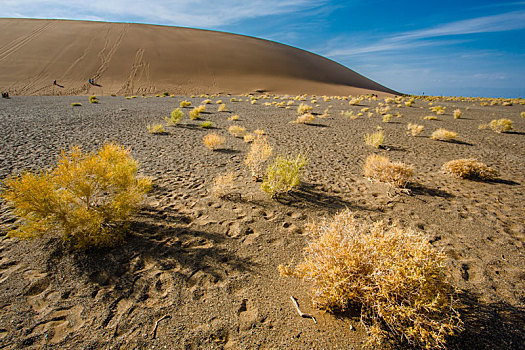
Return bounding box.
[0,93,524,349]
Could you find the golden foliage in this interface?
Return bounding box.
[165,108,184,126]
[244,136,273,180]
[431,128,457,141]
[147,124,165,134]
[261,153,307,198]
[382,114,393,122]
[243,133,255,143]
[179,100,192,108]
[202,133,225,151]
[228,125,246,138]
[1,143,151,250]
[407,123,424,136]
[211,172,240,199]
[453,109,462,119]
[423,116,438,120]
[89,95,99,104]
[364,130,385,148]
[189,107,201,120]
[443,159,498,180]
[297,103,313,114]
[295,113,315,124]
[489,118,513,133]
[282,210,462,348]
[71,102,82,107]
[218,103,227,112]
[200,121,213,128]
[363,154,413,188]
[227,115,240,121]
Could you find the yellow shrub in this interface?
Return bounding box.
[202,99,212,104]
[254,129,266,136]
[165,108,184,126]
[521,111,525,118]
[363,154,413,188]
[364,130,385,148]
[407,123,424,136]
[89,95,99,104]
[228,125,246,138]
[423,116,438,120]
[489,118,513,133]
[348,97,361,105]
[71,102,82,107]
[218,103,227,112]
[189,107,201,120]
[261,153,307,198]
[244,136,273,180]
[228,115,240,121]
[180,100,192,108]
[211,172,239,199]
[295,113,315,124]
[200,121,213,128]
[443,159,498,180]
[281,210,462,348]
[243,133,255,143]
[431,128,457,141]
[453,109,462,119]
[382,114,393,122]
[202,133,225,151]
[297,103,313,114]
[195,105,206,113]
[147,124,165,134]
[0,144,151,250]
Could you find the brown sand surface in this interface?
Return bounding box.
[0,18,397,97]
[0,94,524,349]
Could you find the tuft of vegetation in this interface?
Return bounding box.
[382,114,393,122]
[280,210,462,349]
[294,113,315,124]
[228,125,246,138]
[261,153,308,198]
[200,121,213,128]
[228,115,240,121]
[202,99,212,104]
[89,95,99,104]
[453,109,462,119]
[147,124,165,134]
[71,102,82,107]
[218,103,227,112]
[180,100,192,108]
[364,130,385,148]
[165,108,184,126]
[189,107,201,120]
[211,172,239,199]
[202,133,225,151]
[442,159,498,180]
[489,118,513,133]
[431,128,457,141]
[363,154,413,188]
[244,136,273,180]
[423,116,438,120]
[243,133,255,143]
[254,129,266,136]
[297,103,313,114]
[0,144,151,250]
[407,123,424,136]
[521,112,525,118]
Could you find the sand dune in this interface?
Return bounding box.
[0,18,398,96]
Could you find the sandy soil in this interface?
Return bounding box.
[0,95,524,349]
[0,18,396,97]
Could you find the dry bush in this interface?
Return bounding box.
[189,107,201,120]
[364,130,385,148]
[478,123,488,130]
[521,112,525,118]
[89,95,99,104]
[489,118,513,133]
[297,103,313,114]
[243,133,255,143]
[202,99,212,104]
[382,114,393,122]
[202,133,225,151]
[180,100,192,108]
[228,115,240,121]
[0,144,151,250]
[430,106,446,115]
[195,105,206,113]
[71,102,82,107]
[261,153,307,198]
[407,123,424,136]
[280,210,462,348]
[200,121,213,128]
[228,125,246,138]
[244,136,273,180]
[423,116,438,120]
[363,154,413,188]
[218,103,227,112]
[254,129,266,136]
[349,97,361,105]
[165,108,184,126]
[443,159,498,180]
[211,172,240,199]
[147,124,165,134]
[431,128,457,141]
[295,113,315,124]
[453,109,462,119]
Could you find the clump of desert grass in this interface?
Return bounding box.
[297,103,313,115]
[363,154,413,188]
[294,113,315,124]
[431,129,457,141]
[165,108,184,126]
[218,103,227,112]
[430,106,446,115]
[453,109,462,119]
[489,119,513,133]
[244,136,273,180]
[202,133,225,151]
[227,115,240,121]
[189,107,201,120]
[243,133,255,143]
[348,97,362,105]
[382,114,393,122]
[442,159,498,180]
[423,116,438,120]
[147,124,165,134]
[195,105,206,113]
[89,95,99,104]
[71,102,82,107]
[200,121,213,128]
[407,123,424,136]
[279,210,462,349]
[202,99,212,104]
[364,130,385,149]
[211,172,240,199]
[521,112,525,118]
[254,129,266,136]
[228,125,246,138]
[261,153,307,198]
[180,100,192,108]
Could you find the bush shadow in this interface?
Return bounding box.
[410,183,454,199]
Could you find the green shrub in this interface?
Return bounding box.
[280,210,462,348]
[200,121,213,128]
[261,153,307,198]
[165,108,184,126]
[0,144,151,250]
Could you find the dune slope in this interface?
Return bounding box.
[0,18,397,96]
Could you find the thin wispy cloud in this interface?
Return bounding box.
[325,10,525,58]
[0,0,326,27]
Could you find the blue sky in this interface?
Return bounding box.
[2,0,525,97]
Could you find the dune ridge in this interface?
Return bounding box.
[0,18,398,96]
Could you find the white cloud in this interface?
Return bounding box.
[0,0,326,27]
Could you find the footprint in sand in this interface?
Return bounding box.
[29,305,84,344]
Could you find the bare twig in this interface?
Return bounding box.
[290,296,316,324]
[151,315,171,339]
